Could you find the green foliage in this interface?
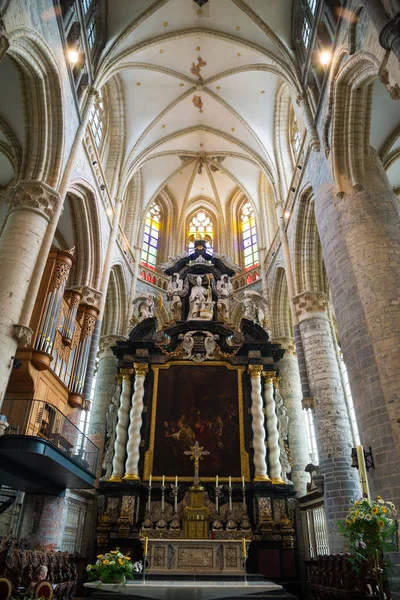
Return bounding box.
[86,548,142,584]
[338,495,397,592]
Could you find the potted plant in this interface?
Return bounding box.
[86,549,142,584]
[339,496,397,600]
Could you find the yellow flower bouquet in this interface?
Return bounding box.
[339,497,396,600]
[86,549,142,584]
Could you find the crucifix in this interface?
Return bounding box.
[184,441,210,485]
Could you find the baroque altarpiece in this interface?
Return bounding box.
[97,242,299,583]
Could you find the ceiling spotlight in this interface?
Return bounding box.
[68,49,79,65]
[284,210,291,219]
[320,50,332,66]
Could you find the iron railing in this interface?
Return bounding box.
[1,398,99,476]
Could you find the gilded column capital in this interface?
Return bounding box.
[133,362,149,378]
[120,368,134,381]
[115,373,123,385]
[292,291,328,320]
[272,376,281,389]
[248,364,263,379]
[7,180,61,222]
[262,370,275,384]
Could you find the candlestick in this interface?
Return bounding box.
[242,537,247,557]
[228,475,231,487]
[149,474,152,487]
[356,445,370,499]
[162,474,165,487]
[144,536,149,555]
[242,476,245,488]
[216,475,218,487]
[175,475,178,487]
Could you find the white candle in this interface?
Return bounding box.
[175,475,178,487]
[149,474,152,487]
[216,475,218,487]
[162,475,165,487]
[229,476,231,488]
[242,476,245,488]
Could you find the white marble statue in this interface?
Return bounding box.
[131,293,156,323]
[167,273,185,321]
[275,390,291,484]
[242,291,272,335]
[187,275,214,320]
[100,382,121,481]
[215,274,233,322]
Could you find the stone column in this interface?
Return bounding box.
[109,368,133,482]
[0,181,61,408]
[272,337,309,495]
[89,334,125,457]
[248,365,270,482]
[20,494,67,551]
[315,157,400,509]
[292,291,360,552]
[123,362,149,481]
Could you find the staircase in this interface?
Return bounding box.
[0,485,18,515]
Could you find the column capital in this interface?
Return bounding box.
[292,291,328,321]
[120,368,133,381]
[79,285,103,309]
[271,337,296,356]
[99,334,126,355]
[272,376,281,389]
[133,362,149,377]
[7,180,61,223]
[262,370,276,384]
[248,364,263,379]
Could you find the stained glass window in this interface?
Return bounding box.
[308,0,317,16]
[241,201,258,270]
[188,211,214,253]
[81,0,91,14]
[89,91,103,148]
[141,202,161,269]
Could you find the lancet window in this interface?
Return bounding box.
[302,18,311,47]
[89,90,104,148]
[141,202,162,269]
[240,201,258,270]
[307,0,317,16]
[188,211,214,253]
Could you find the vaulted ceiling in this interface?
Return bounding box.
[98,0,300,219]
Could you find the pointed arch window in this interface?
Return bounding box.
[141,202,162,269]
[241,201,259,270]
[188,211,214,253]
[307,0,317,16]
[302,19,311,48]
[89,90,104,148]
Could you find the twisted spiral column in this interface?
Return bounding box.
[263,371,285,484]
[109,369,133,482]
[123,362,149,481]
[248,365,270,482]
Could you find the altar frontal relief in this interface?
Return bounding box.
[147,363,247,481]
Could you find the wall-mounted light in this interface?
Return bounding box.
[351,446,375,471]
[68,48,79,65]
[284,210,291,219]
[320,50,332,66]
[106,207,113,216]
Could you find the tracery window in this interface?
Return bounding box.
[89,91,104,148]
[141,202,161,269]
[188,211,214,253]
[240,201,258,270]
[302,19,311,47]
[87,18,96,49]
[292,119,301,156]
[81,0,92,14]
[307,0,317,16]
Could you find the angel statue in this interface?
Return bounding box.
[132,293,161,323]
[167,273,187,321]
[214,274,233,322]
[242,290,272,336]
[275,390,291,484]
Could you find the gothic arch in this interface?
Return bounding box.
[274,81,294,199]
[6,29,64,188]
[65,181,102,290]
[102,264,128,337]
[270,267,292,338]
[293,185,327,295]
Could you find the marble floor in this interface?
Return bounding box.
[84,579,284,599]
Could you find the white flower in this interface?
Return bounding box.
[365,513,372,521]
[109,560,115,565]
[118,553,123,558]
[86,565,92,571]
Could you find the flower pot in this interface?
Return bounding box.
[100,575,125,584]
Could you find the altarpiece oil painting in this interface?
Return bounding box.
[145,362,249,481]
